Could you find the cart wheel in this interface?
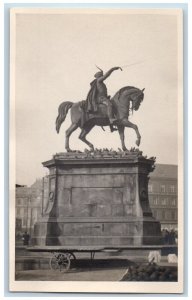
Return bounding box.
[49,252,71,272]
[68,252,76,261]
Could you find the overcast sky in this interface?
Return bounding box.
[13,9,182,186]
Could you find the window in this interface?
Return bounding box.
[161,198,166,205]
[160,185,166,193]
[16,218,22,230]
[171,198,176,206]
[148,185,153,193]
[153,198,158,205]
[170,185,176,193]
[17,207,24,216]
[23,218,27,226]
[171,211,177,220]
[161,210,165,220]
[16,208,20,216]
[32,208,37,220]
[149,197,153,204]
[17,199,22,205]
[165,211,170,220]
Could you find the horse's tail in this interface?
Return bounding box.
[56,101,73,133]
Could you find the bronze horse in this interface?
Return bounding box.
[56,86,144,152]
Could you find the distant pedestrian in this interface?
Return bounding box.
[161,229,166,245]
[169,229,176,244]
[164,229,169,245]
[175,230,178,244]
[22,231,30,246]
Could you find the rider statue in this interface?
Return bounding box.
[85,66,122,132]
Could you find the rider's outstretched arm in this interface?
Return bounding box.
[98,67,122,82]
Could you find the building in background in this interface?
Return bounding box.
[15,179,44,238]
[148,164,178,230]
[15,164,178,236]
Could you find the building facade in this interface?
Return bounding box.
[148,164,178,230]
[15,179,45,236]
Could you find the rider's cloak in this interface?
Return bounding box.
[85,79,98,113]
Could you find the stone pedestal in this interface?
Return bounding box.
[33,149,162,246]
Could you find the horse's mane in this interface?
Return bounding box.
[118,86,137,93]
[114,86,140,101]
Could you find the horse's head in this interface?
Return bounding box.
[130,88,145,111]
[113,86,145,117]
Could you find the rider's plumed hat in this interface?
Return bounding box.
[94,65,103,78]
[94,71,103,78]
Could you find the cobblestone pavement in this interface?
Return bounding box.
[15,257,137,281]
[16,267,126,281]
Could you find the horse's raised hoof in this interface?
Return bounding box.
[136,139,140,147]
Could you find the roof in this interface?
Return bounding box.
[151,164,178,179]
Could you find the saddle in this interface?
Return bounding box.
[79,100,116,129]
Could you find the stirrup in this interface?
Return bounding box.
[110,125,118,132]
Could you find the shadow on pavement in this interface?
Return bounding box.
[69,258,134,272]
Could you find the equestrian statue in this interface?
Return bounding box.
[56,66,145,152]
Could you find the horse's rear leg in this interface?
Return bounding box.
[79,126,94,151]
[65,123,78,152]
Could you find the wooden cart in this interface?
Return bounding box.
[27,245,177,272]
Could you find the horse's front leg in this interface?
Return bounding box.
[121,119,141,147]
[117,125,128,151]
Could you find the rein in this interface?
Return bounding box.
[114,86,143,116]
